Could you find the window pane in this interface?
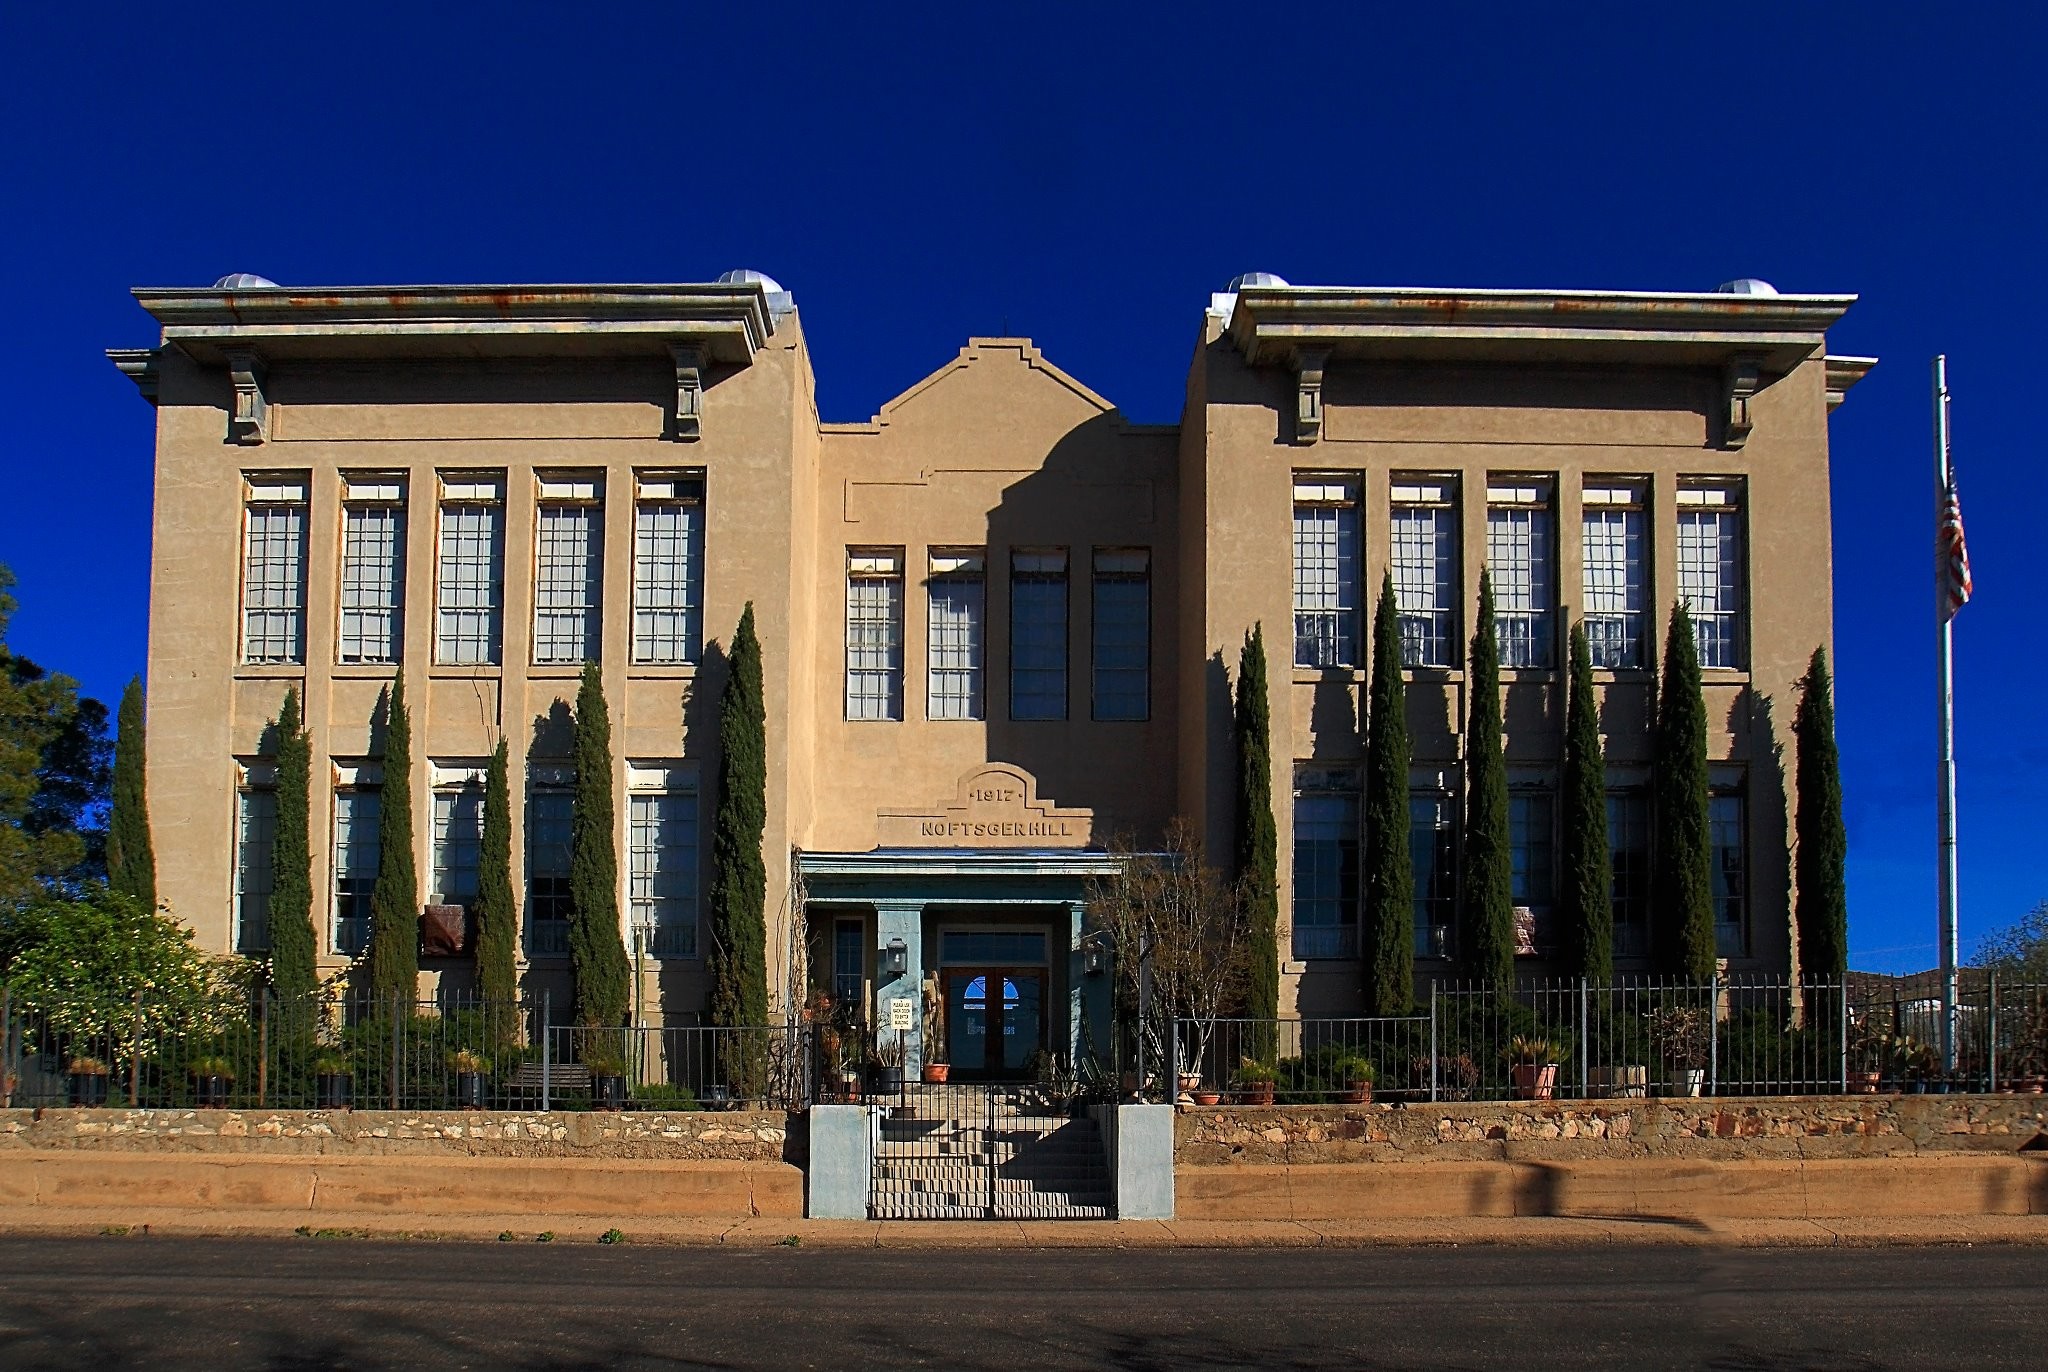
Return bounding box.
[1582,506,1644,669]
[633,499,703,664]
[1409,792,1456,958]
[432,786,483,906]
[333,788,380,956]
[1677,505,1744,669]
[833,920,865,1008]
[927,572,985,720]
[243,503,307,664]
[1293,502,1359,668]
[1010,554,1068,721]
[1508,791,1554,910]
[1711,792,1746,956]
[235,787,277,953]
[1391,501,1456,667]
[338,503,405,664]
[437,502,504,665]
[630,789,698,959]
[1606,790,1651,958]
[528,788,573,955]
[534,503,602,664]
[846,564,904,720]
[1487,502,1554,668]
[1092,552,1149,720]
[1292,790,1359,959]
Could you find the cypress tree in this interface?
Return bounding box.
[1559,622,1613,983]
[569,663,631,1027]
[106,676,155,908]
[367,671,419,1002]
[473,739,519,1044]
[1462,571,1516,988]
[1234,623,1280,1040]
[1793,645,1849,983]
[267,688,318,1002]
[707,605,770,1029]
[1654,602,1716,979]
[1363,575,1414,1014]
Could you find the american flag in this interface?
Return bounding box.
[1939,471,1973,622]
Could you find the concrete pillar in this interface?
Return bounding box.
[805,1104,873,1219]
[872,900,924,1073]
[1067,900,1111,1068]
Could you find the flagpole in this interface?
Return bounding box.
[1933,354,1960,1074]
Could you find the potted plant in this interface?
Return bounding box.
[871,1038,905,1096]
[449,1048,491,1110]
[1332,1055,1376,1105]
[1191,1086,1223,1107]
[187,1055,235,1108]
[313,1051,354,1110]
[1844,1012,1890,1094]
[1232,1060,1277,1107]
[1646,1006,1712,1097]
[67,1055,111,1108]
[1506,1036,1560,1100]
[583,1050,628,1111]
[920,981,950,1084]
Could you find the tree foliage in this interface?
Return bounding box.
[1793,646,1849,983]
[0,565,110,903]
[569,663,630,1027]
[1559,623,1613,983]
[708,604,770,1030]
[1461,571,1515,987]
[1654,602,1715,979]
[1363,575,1413,1014]
[266,689,318,1001]
[1233,624,1280,1034]
[473,739,519,1043]
[366,672,419,1001]
[1977,901,2048,981]
[106,677,155,908]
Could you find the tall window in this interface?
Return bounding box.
[534,474,602,665]
[431,773,484,907]
[1409,786,1456,959]
[1292,479,1360,668]
[527,780,573,957]
[833,918,865,1011]
[846,550,905,721]
[1487,479,1554,668]
[234,769,277,953]
[436,475,504,665]
[338,476,405,665]
[241,476,308,664]
[629,767,698,959]
[1391,479,1458,668]
[1607,789,1651,959]
[632,471,704,665]
[1711,789,1747,957]
[1677,482,1745,669]
[1508,783,1555,946]
[1010,549,1069,721]
[1092,548,1150,721]
[1582,481,1646,670]
[332,782,380,956]
[926,551,985,721]
[1292,772,1359,959]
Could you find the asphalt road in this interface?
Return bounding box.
[0,1237,2040,1370]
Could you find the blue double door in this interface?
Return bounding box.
[944,966,1047,1079]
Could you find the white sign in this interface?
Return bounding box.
[887,998,916,1032]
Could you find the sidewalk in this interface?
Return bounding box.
[3,1206,2044,1249]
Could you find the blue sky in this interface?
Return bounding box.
[1,6,2040,970]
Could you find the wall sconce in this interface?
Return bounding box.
[1082,941,1107,977]
[882,937,908,980]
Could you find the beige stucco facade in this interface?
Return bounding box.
[111,272,1869,1034]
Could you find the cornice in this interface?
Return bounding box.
[797,849,1124,881]
[1824,354,1879,411]
[106,347,159,402]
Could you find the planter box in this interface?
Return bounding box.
[315,1072,353,1110]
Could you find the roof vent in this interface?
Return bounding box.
[1714,278,1778,296]
[213,272,278,289]
[716,268,785,294]
[1226,271,1291,291]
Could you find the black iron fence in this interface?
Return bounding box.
[0,985,813,1112]
[1176,974,2048,1104]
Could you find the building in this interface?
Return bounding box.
[109,269,1870,1072]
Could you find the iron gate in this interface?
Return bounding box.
[868,1083,1114,1220]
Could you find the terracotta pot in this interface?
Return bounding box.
[1847,1070,1881,1095]
[1178,1072,1202,1092]
[1341,1080,1374,1106]
[921,1062,950,1084]
[1237,1081,1276,1107]
[1192,1091,1222,1107]
[1510,1063,1558,1100]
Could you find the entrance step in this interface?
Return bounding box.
[870,1093,1116,1221]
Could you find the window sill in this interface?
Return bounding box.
[1292,668,1363,687]
[626,663,700,680]
[333,664,400,679]
[1590,669,1654,684]
[527,664,589,678]
[1402,667,1464,686]
[1701,668,1752,683]
[1499,668,1560,684]
[429,664,502,678]
[234,664,308,680]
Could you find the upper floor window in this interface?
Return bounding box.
[1711,787,1748,957]
[338,475,405,666]
[1292,478,1360,668]
[534,474,603,665]
[1091,548,1150,721]
[1582,481,1646,670]
[1607,788,1651,959]
[1292,770,1359,960]
[926,550,985,721]
[234,762,277,953]
[632,471,704,665]
[430,765,484,908]
[1010,549,1069,721]
[628,763,698,960]
[527,774,573,957]
[332,775,380,956]
[1391,478,1458,668]
[1410,782,1456,960]
[241,476,308,665]
[436,475,504,666]
[1487,479,1554,669]
[846,550,905,721]
[1677,481,1745,669]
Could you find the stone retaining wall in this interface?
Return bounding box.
[1176,1095,2048,1166]
[0,1108,796,1162]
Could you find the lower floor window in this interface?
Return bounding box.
[432,786,483,908]
[333,787,379,956]
[1607,790,1650,959]
[1711,791,1747,957]
[528,787,573,957]
[1292,785,1360,959]
[1508,787,1555,950]
[833,918,866,1012]
[1409,790,1456,959]
[630,786,699,959]
[235,786,276,953]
